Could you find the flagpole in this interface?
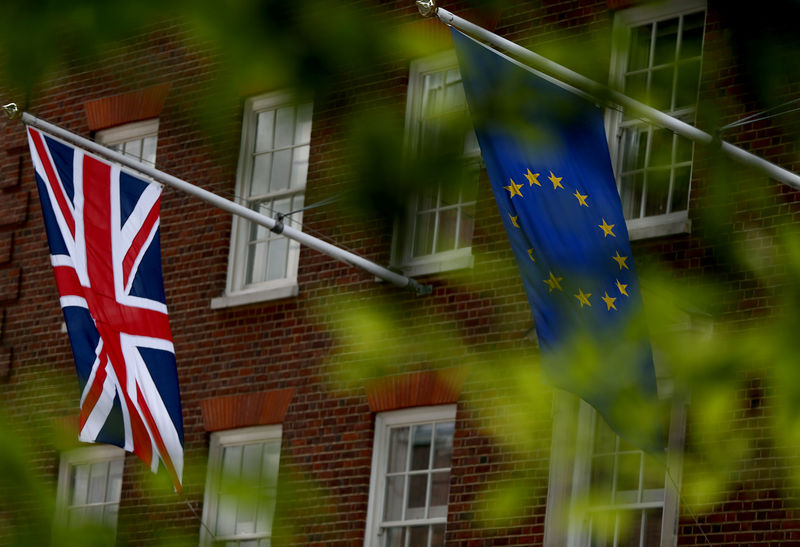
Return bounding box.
[11,106,432,296]
[419,2,800,192]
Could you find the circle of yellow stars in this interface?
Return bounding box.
[502,167,633,312]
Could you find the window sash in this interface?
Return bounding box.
[227,93,312,296]
[396,52,477,273]
[55,445,125,534]
[608,2,706,229]
[365,405,457,547]
[96,119,159,166]
[200,425,282,547]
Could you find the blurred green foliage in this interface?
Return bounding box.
[3,0,800,545]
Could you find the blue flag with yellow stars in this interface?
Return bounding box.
[452,29,663,452]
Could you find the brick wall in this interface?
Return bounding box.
[3,1,800,546]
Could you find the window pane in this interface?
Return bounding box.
[88,461,109,504]
[71,464,90,506]
[270,149,292,193]
[429,471,450,518]
[675,134,693,164]
[676,60,701,109]
[433,422,454,468]
[274,106,295,148]
[295,103,313,145]
[649,129,673,168]
[408,526,429,547]
[246,241,268,285]
[458,205,474,250]
[680,11,705,59]
[384,475,405,521]
[435,208,458,253]
[290,145,310,189]
[431,523,446,547]
[141,136,157,165]
[123,139,142,161]
[266,238,288,281]
[383,527,405,547]
[251,154,272,197]
[617,510,643,547]
[649,66,674,111]
[624,72,648,104]
[671,165,692,212]
[406,474,428,519]
[627,24,652,72]
[388,427,409,473]
[413,213,435,257]
[652,18,679,66]
[256,110,275,152]
[643,508,663,545]
[590,454,614,505]
[615,452,642,497]
[644,169,670,217]
[620,128,647,173]
[106,459,124,503]
[620,173,644,220]
[410,425,433,470]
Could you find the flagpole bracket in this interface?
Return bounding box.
[416,0,437,18]
[270,213,285,235]
[2,103,21,121]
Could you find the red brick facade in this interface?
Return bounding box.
[3,1,800,546]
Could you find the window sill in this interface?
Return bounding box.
[210,280,298,309]
[396,249,474,277]
[626,211,690,241]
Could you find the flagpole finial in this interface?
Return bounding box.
[2,103,20,120]
[416,0,437,17]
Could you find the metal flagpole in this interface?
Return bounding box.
[415,1,800,192]
[6,104,432,296]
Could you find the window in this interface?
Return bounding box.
[200,425,282,546]
[608,0,706,239]
[564,401,685,547]
[364,405,456,547]
[393,52,478,276]
[96,118,159,166]
[212,92,312,308]
[54,445,125,534]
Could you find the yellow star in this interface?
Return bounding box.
[527,248,535,262]
[509,213,520,228]
[549,171,563,190]
[504,178,523,198]
[598,218,616,237]
[573,189,589,207]
[616,278,629,296]
[612,251,629,270]
[543,272,563,292]
[574,288,592,308]
[525,169,541,186]
[601,292,617,311]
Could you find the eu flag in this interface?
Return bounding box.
[452,29,663,452]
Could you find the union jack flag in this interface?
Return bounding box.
[26,126,184,492]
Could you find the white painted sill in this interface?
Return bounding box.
[626,211,691,241]
[210,280,299,309]
[397,249,475,277]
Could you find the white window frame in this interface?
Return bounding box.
[212,91,312,308]
[606,0,707,240]
[96,118,159,166]
[200,425,283,546]
[544,391,685,547]
[364,404,457,547]
[54,444,125,535]
[393,51,478,277]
